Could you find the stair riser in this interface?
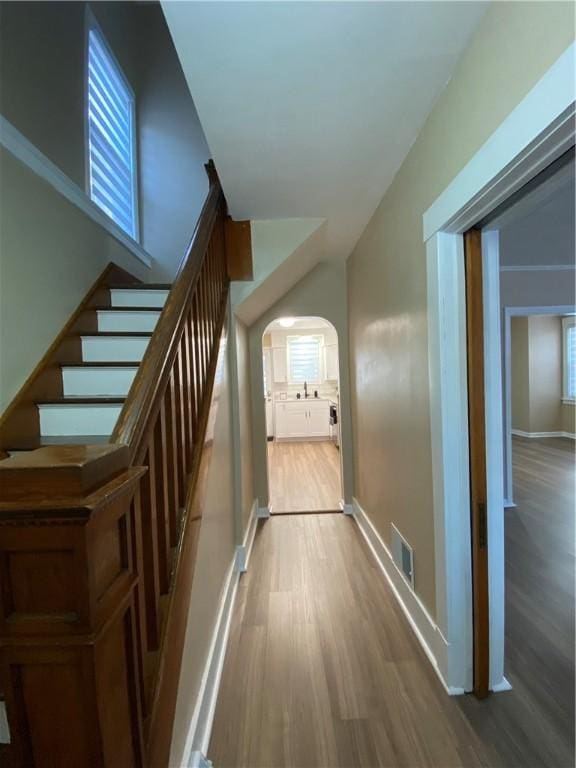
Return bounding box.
[81,337,150,363]
[110,289,169,308]
[38,404,123,437]
[62,367,138,397]
[97,311,160,333]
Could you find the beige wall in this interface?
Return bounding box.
[170,326,236,765]
[528,316,563,433]
[511,315,572,435]
[347,2,575,617]
[510,317,531,433]
[249,262,354,507]
[235,315,255,534]
[0,151,148,411]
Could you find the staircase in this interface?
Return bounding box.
[0,161,252,768]
[37,287,169,442]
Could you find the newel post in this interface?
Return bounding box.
[0,445,146,768]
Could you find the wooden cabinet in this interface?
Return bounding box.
[275,400,329,439]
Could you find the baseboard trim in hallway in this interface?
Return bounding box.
[351,498,465,696]
[511,429,576,439]
[182,502,259,767]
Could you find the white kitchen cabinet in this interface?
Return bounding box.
[307,401,330,437]
[275,400,330,439]
[323,344,339,381]
[272,346,287,383]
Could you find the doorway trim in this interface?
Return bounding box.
[424,42,575,693]
[503,305,576,502]
[260,316,345,514]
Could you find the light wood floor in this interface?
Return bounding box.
[267,440,341,513]
[209,437,575,767]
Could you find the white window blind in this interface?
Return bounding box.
[566,322,576,399]
[287,336,321,382]
[87,21,138,239]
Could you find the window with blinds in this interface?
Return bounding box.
[563,318,576,400]
[287,335,322,383]
[87,19,138,239]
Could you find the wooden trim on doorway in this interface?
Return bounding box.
[464,227,490,699]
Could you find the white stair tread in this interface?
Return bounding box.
[62,366,139,397]
[97,310,161,333]
[38,403,123,437]
[110,288,169,308]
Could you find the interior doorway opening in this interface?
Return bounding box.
[262,316,343,514]
[463,149,575,720]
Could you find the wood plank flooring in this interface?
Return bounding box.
[457,435,575,767]
[267,440,341,513]
[209,436,575,767]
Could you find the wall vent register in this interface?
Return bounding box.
[87,15,138,239]
[391,523,415,589]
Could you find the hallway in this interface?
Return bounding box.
[208,512,572,768]
[267,441,341,513]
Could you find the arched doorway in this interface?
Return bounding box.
[262,316,343,513]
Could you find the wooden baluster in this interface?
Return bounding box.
[130,485,149,720]
[192,293,203,438]
[197,273,207,397]
[153,405,171,595]
[140,444,161,651]
[208,245,217,344]
[187,307,198,440]
[165,372,181,545]
[203,259,213,367]
[173,347,187,504]
[202,264,212,379]
[181,324,193,469]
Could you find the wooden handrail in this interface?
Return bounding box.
[112,163,224,461]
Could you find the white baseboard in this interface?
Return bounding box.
[183,502,259,766]
[235,501,258,572]
[339,499,353,515]
[351,499,463,696]
[492,676,513,692]
[0,701,9,744]
[189,750,213,768]
[512,429,575,439]
[256,500,271,518]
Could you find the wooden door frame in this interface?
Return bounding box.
[423,43,574,695]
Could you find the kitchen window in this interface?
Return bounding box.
[86,11,139,239]
[562,316,576,402]
[287,335,322,383]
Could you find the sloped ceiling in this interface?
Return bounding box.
[162,1,487,322]
[162,1,487,261]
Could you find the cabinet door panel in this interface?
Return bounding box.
[307,402,330,437]
[275,403,308,438]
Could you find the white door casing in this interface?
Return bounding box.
[423,42,575,694]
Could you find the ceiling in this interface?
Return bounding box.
[266,316,333,331]
[162,1,488,264]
